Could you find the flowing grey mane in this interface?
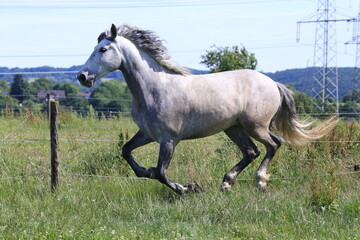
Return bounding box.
[98,24,190,75]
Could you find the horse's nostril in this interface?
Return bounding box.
[77,73,86,83]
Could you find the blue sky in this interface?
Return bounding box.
[0,0,358,72]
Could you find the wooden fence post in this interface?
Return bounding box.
[47,93,50,120]
[50,100,59,191]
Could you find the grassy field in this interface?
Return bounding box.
[0,111,359,239]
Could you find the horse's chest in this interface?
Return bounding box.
[131,105,169,141]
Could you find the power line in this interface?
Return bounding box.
[0,71,78,75]
[0,43,314,61]
[0,54,87,58]
[0,0,298,9]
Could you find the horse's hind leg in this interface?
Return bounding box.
[250,128,282,191]
[220,126,260,192]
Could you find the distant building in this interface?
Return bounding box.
[37,90,66,102]
[77,91,91,99]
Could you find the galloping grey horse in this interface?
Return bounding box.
[78,24,337,194]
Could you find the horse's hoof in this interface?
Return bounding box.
[220,182,232,192]
[185,182,203,193]
[254,172,271,192]
[255,179,269,192]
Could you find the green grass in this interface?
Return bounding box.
[0,112,359,239]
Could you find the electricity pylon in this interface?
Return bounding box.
[297,0,350,113]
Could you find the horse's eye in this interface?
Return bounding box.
[99,47,107,53]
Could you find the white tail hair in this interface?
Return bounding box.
[273,83,338,146]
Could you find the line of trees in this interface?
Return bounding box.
[0,74,132,116]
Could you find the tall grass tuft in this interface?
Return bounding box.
[308,167,339,212]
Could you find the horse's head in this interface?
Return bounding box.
[77,24,122,87]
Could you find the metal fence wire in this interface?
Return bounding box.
[0,110,359,183]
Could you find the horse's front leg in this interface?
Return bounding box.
[152,140,203,195]
[122,130,154,178]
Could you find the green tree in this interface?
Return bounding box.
[294,91,316,114]
[0,93,19,115]
[286,85,316,114]
[340,90,360,120]
[342,90,360,103]
[20,77,53,105]
[30,77,52,93]
[314,97,337,114]
[200,45,257,73]
[339,101,359,120]
[0,79,10,91]
[9,74,30,103]
[54,82,80,96]
[53,83,88,111]
[90,80,131,113]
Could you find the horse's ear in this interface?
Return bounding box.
[110,24,117,39]
[97,32,106,43]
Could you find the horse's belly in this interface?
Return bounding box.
[181,115,238,140]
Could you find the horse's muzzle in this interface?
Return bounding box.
[77,72,95,88]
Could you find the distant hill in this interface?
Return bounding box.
[264,67,357,98]
[0,66,357,98]
[0,66,123,84]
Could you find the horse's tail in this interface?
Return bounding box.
[272,82,338,146]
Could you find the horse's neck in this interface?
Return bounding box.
[118,38,167,105]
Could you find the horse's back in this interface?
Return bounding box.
[185,69,281,115]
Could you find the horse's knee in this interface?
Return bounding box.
[252,148,261,159]
[121,143,131,159]
[245,147,260,160]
